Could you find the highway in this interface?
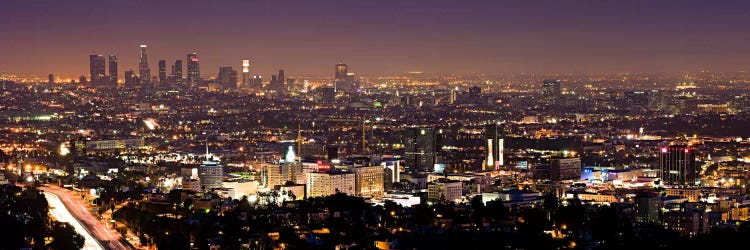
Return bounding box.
[45,191,104,250]
[41,185,132,250]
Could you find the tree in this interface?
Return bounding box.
[48,222,85,250]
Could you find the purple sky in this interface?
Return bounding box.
[2,0,750,78]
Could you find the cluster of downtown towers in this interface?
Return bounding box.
[85,45,260,90]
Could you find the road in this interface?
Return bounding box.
[45,191,104,250]
[41,185,132,250]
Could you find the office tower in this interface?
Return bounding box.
[269,69,285,92]
[335,63,348,79]
[334,63,358,92]
[108,55,118,85]
[89,54,106,85]
[158,59,167,85]
[79,75,87,85]
[265,163,304,188]
[353,165,385,197]
[402,128,440,173]
[124,70,136,89]
[173,59,183,85]
[305,171,356,198]
[218,67,238,89]
[659,144,697,186]
[286,78,296,92]
[484,123,504,170]
[48,74,54,84]
[241,59,250,88]
[138,45,151,87]
[541,79,562,107]
[549,157,581,181]
[251,75,262,89]
[187,53,200,86]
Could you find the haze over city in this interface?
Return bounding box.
[3,0,750,78]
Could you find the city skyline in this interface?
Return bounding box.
[3,0,750,78]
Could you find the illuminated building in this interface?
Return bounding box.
[241,59,250,88]
[251,75,262,89]
[138,45,151,87]
[353,165,384,197]
[541,79,561,107]
[269,69,286,92]
[187,53,200,87]
[428,178,462,202]
[199,154,223,191]
[334,63,358,92]
[172,59,183,85]
[218,67,238,89]
[305,171,355,198]
[659,145,696,186]
[158,59,167,86]
[89,54,106,85]
[265,163,303,188]
[484,123,504,170]
[86,138,144,151]
[549,157,581,181]
[403,128,440,173]
[108,55,118,85]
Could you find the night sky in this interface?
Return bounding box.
[2,0,750,78]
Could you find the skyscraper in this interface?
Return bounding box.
[217,67,238,89]
[173,59,183,85]
[659,144,697,186]
[403,128,440,173]
[484,123,504,170]
[335,63,348,79]
[241,59,250,89]
[89,55,106,86]
[138,45,151,86]
[270,69,286,92]
[334,63,358,92]
[108,55,118,85]
[48,74,54,84]
[158,59,167,86]
[124,69,136,89]
[187,53,200,87]
[541,79,561,107]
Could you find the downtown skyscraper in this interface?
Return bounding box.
[187,53,200,87]
[138,45,151,87]
[241,59,250,89]
[158,59,167,86]
[108,55,118,85]
[89,54,106,86]
[172,59,183,85]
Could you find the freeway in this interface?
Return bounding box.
[41,185,132,250]
[45,191,103,250]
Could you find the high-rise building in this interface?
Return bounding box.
[659,144,697,186]
[241,59,250,88]
[218,67,238,89]
[265,163,304,188]
[124,70,136,89]
[173,59,183,85]
[335,63,348,79]
[353,166,384,197]
[108,55,118,85]
[635,190,660,223]
[269,69,286,92]
[158,59,167,86]
[138,45,151,87]
[187,53,200,87]
[199,149,223,190]
[541,79,561,107]
[48,74,54,84]
[334,63,358,92]
[251,75,263,89]
[89,55,106,85]
[403,128,440,173]
[484,123,504,170]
